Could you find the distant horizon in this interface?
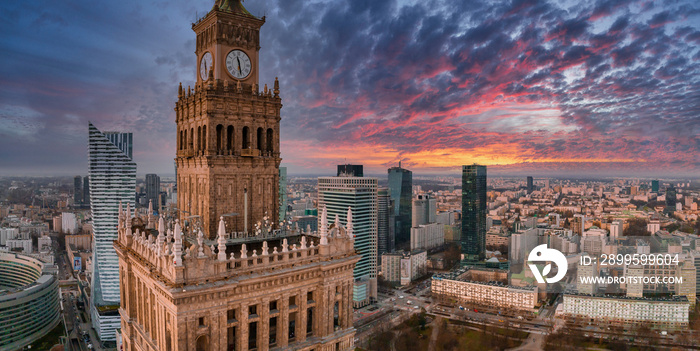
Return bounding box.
[1,169,699,181]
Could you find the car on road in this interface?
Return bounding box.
[398,295,404,299]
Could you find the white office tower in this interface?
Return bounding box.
[61,212,78,234]
[577,258,598,295]
[510,228,539,266]
[412,194,436,227]
[318,176,378,308]
[410,223,444,250]
[610,220,623,240]
[676,259,697,304]
[88,122,136,342]
[626,265,644,297]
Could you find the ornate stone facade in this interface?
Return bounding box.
[176,1,281,239]
[115,204,359,351]
[118,3,359,351]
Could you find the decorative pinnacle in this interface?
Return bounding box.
[217,216,227,261]
[320,206,329,246]
[346,207,354,239]
[273,77,279,97]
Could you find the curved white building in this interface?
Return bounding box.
[0,252,61,351]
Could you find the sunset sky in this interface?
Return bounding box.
[1,0,699,177]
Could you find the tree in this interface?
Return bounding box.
[443,243,461,268]
[624,218,649,236]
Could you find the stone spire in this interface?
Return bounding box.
[156,225,165,256]
[217,216,227,261]
[346,207,354,240]
[173,220,183,266]
[126,202,132,228]
[118,201,123,228]
[147,200,155,229]
[125,220,133,239]
[320,206,328,246]
[334,214,341,232]
[158,215,165,234]
[273,77,280,97]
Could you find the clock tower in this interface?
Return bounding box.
[176,0,281,239]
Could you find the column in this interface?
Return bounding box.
[239,304,248,351]
[299,289,308,341]
[279,294,289,347]
[235,306,243,351]
[260,298,269,350]
[344,282,352,328]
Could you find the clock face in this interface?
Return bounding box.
[199,52,213,80]
[226,50,252,79]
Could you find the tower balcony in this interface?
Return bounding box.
[241,148,260,157]
[178,149,195,158]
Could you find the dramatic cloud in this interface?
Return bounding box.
[0,0,698,177]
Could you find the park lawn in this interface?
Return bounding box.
[395,325,432,350]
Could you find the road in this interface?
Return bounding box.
[54,236,106,351]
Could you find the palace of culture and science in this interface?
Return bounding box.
[114,1,360,350]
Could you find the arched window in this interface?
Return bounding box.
[257,127,263,150]
[216,125,223,152]
[242,126,250,149]
[227,126,234,152]
[202,125,206,151]
[189,128,194,150]
[197,126,202,151]
[196,335,208,351]
[266,128,274,152]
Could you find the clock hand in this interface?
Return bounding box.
[237,57,242,74]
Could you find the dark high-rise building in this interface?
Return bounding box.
[666,185,677,213]
[83,176,90,206]
[388,163,412,249]
[145,174,160,211]
[461,165,487,261]
[652,180,660,193]
[378,187,395,256]
[337,164,363,177]
[526,176,534,194]
[74,175,82,205]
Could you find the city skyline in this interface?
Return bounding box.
[1,0,699,177]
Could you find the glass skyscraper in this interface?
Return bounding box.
[377,187,395,256]
[74,175,82,205]
[88,122,136,342]
[145,173,160,210]
[461,165,487,261]
[317,176,378,307]
[388,163,412,249]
